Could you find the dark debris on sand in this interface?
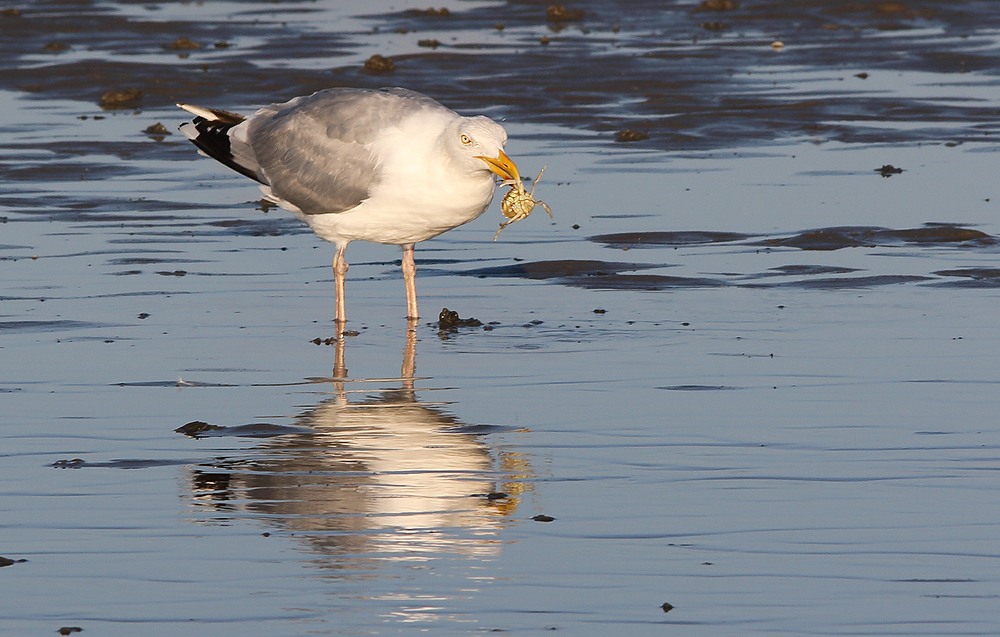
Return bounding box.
[437,308,484,331]
[4,1,1000,151]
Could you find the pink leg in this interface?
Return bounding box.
[402,243,418,320]
[401,319,417,393]
[333,243,348,326]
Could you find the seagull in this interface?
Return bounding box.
[178,87,521,326]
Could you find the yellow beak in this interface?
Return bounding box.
[476,149,521,183]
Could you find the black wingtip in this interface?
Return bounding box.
[182,116,263,184]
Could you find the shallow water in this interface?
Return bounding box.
[3,1,1000,635]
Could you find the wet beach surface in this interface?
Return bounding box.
[3,1,1000,635]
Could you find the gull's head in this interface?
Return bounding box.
[448,115,521,183]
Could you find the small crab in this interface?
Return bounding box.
[494,165,554,241]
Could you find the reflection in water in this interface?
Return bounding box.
[183,324,531,569]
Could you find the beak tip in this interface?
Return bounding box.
[479,150,520,182]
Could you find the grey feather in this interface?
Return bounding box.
[245,88,452,215]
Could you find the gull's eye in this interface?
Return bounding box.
[460,134,473,146]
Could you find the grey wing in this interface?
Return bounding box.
[245,88,450,215]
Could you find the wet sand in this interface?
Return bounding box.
[3,1,1000,636]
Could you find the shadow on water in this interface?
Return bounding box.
[443,223,1000,290]
[175,326,532,566]
[591,223,998,251]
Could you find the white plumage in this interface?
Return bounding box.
[179,87,521,326]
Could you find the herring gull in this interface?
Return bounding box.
[178,87,521,326]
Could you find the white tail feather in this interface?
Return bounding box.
[176,103,221,120]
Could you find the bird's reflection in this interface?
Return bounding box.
[184,323,531,569]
